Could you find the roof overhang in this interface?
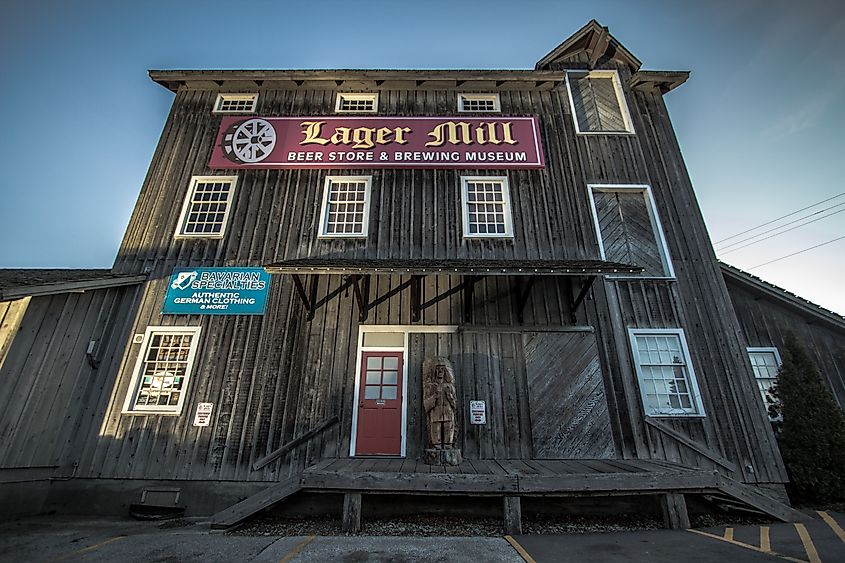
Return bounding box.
[148,69,568,93]
[535,19,642,72]
[720,262,845,333]
[266,258,640,324]
[0,270,147,302]
[264,258,642,276]
[629,71,690,94]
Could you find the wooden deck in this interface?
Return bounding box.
[301,457,721,495]
[210,457,809,530]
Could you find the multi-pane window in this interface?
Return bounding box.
[335,93,378,113]
[364,355,400,401]
[566,70,633,134]
[461,177,514,238]
[124,327,201,414]
[630,329,705,417]
[319,176,371,237]
[589,185,673,277]
[458,93,501,113]
[213,93,258,113]
[748,347,782,414]
[176,176,237,238]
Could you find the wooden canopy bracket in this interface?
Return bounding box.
[463,275,478,323]
[569,275,596,324]
[351,275,371,322]
[515,277,536,325]
[420,276,484,316]
[411,275,422,322]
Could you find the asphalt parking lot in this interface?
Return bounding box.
[0,511,842,562]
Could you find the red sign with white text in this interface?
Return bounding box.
[208,116,545,169]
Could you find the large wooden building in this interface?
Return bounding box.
[1,20,841,530]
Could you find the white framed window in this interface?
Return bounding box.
[629,328,706,417]
[565,70,634,134]
[748,347,782,413]
[175,176,238,239]
[122,326,201,415]
[461,176,514,238]
[213,93,258,114]
[318,176,372,238]
[335,93,379,113]
[588,185,674,278]
[458,93,501,113]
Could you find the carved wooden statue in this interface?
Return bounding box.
[422,357,461,465]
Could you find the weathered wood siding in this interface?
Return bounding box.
[1,55,789,487]
[725,276,845,409]
[0,298,30,372]
[524,331,614,458]
[0,287,139,471]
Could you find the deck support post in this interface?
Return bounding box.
[342,492,362,533]
[659,493,690,529]
[503,495,522,535]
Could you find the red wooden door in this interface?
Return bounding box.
[355,351,403,456]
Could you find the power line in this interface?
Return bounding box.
[747,234,845,270]
[713,192,845,245]
[716,200,845,250]
[718,207,845,255]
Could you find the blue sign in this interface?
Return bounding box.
[162,267,271,315]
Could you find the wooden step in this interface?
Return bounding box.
[209,476,303,529]
[715,476,811,523]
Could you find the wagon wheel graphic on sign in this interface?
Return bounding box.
[222,118,276,163]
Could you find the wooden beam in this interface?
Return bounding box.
[351,275,370,322]
[313,276,355,310]
[342,493,362,533]
[645,417,738,473]
[463,276,477,323]
[587,26,611,69]
[421,276,484,312]
[570,275,596,324]
[659,493,690,529]
[411,275,422,322]
[210,476,303,529]
[515,277,536,324]
[503,496,522,535]
[291,274,312,316]
[252,416,339,471]
[307,275,318,320]
[367,278,414,310]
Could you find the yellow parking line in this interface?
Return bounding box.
[794,523,821,563]
[279,534,316,563]
[817,510,845,544]
[760,526,771,552]
[724,527,734,541]
[687,529,806,563]
[48,535,126,562]
[504,535,537,563]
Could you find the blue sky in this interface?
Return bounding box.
[1,0,843,313]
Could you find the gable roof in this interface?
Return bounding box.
[535,19,642,71]
[0,269,147,302]
[720,262,845,333]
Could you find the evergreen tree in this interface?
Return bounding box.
[767,332,845,503]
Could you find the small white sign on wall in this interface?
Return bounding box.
[469,400,486,425]
[193,402,214,427]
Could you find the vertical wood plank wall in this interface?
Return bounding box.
[725,278,845,409]
[0,57,789,487]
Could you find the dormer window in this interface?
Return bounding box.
[565,70,634,134]
[213,93,258,114]
[335,93,379,113]
[458,93,501,113]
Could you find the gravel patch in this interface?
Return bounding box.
[232,513,672,536]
